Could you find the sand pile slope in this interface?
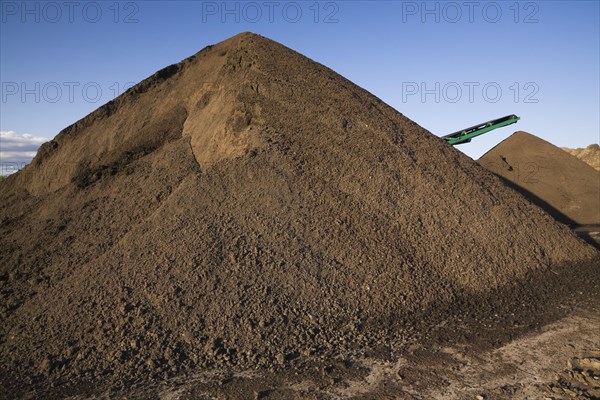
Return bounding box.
[1,33,598,390]
[478,131,600,225]
[562,144,600,171]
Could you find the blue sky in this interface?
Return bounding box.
[1,1,599,173]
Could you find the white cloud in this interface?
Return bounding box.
[1,131,50,175]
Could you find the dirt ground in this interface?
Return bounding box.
[7,256,598,400]
[144,309,600,400]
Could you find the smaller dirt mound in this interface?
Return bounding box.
[478,131,600,226]
[562,144,600,171]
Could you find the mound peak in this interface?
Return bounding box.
[479,131,600,225]
[1,33,598,392]
[12,32,273,195]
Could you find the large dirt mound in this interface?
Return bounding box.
[1,33,598,392]
[562,144,600,171]
[478,131,600,225]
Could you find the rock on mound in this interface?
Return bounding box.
[478,131,600,225]
[562,144,600,171]
[1,33,597,390]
